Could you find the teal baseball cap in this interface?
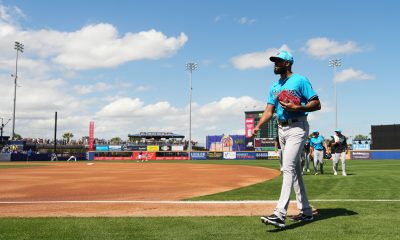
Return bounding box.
[313,130,319,133]
[270,50,294,63]
[335,128,342,133]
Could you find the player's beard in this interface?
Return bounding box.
[274,65,287,75]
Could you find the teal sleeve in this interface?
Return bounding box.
[300,77,318,101]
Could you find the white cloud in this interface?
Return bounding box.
[91,96,265,142]
[0,4,191,140]
[231,44,291,70]
[73,82,112,95]
[95,98,178,119]
[196,96,265,123]
[214,16,221,22]
[0,6,188,71]
[52,26,188,70]
[334,68,374,83]
[304,37,361,59]
[238,17,256,25]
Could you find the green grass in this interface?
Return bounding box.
[190,160,400,200]
[1,160,399,240]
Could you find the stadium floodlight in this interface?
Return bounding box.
[12,41,24,140]
[186,62,197,159]
[329,58,341,130]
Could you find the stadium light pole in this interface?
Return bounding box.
[329,58,341,130]
[186,62,197,159]
[12,41,24,140]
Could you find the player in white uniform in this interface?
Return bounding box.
[332,129,348,176]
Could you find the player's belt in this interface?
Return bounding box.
[278,116,306,126]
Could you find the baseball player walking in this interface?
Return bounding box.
[253,50,321,228]
[310,130,328,175]
[332,129,348,176]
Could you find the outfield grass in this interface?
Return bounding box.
[0,160,399,240]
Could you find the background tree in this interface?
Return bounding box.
[14,133,22,140]
[354,134,369,141]
[235,138,244,151]
[110,137,121,144]
[62,132,74,144]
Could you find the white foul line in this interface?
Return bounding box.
[0,199,399,204]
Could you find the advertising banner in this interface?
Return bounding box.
[95,145,109,151]
[160,145,171,151]
[245,137,255,150]
[267,151,280,159]
[223,151,236,159]
[127,145,147,151]
[171,145,184,151]
[95,156,132,160]
[209,142,222,151]
[256,152,269,159]
[254,138,275,151]
[147,145,159,151]
[190,152,207,160]
[236,152,256,160]
[245,118,255,138]
[155,157,188,160]
[89,121,94,151]
[207,152,223,160]
[221,136,234,151]
[352,143,370,150]
[132,151,155,160]
[351,151,371,159]
[109,145,122,151]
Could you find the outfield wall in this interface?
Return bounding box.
[89,150,400,161]
[4,150,400,161]
[88,151,273,161]
[351,150,400,160]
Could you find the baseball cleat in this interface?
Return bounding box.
[261,214,285,228]
[289,213,314,222]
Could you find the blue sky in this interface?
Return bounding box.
[0,0,399,144]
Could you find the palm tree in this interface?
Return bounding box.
[62,132,74,144]
[235,138,244,151]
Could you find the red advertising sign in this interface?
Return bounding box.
[132,151,156,160]
[245,118,254,137]
[89,121,94,151]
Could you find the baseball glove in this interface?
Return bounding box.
[277,90,301,105]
